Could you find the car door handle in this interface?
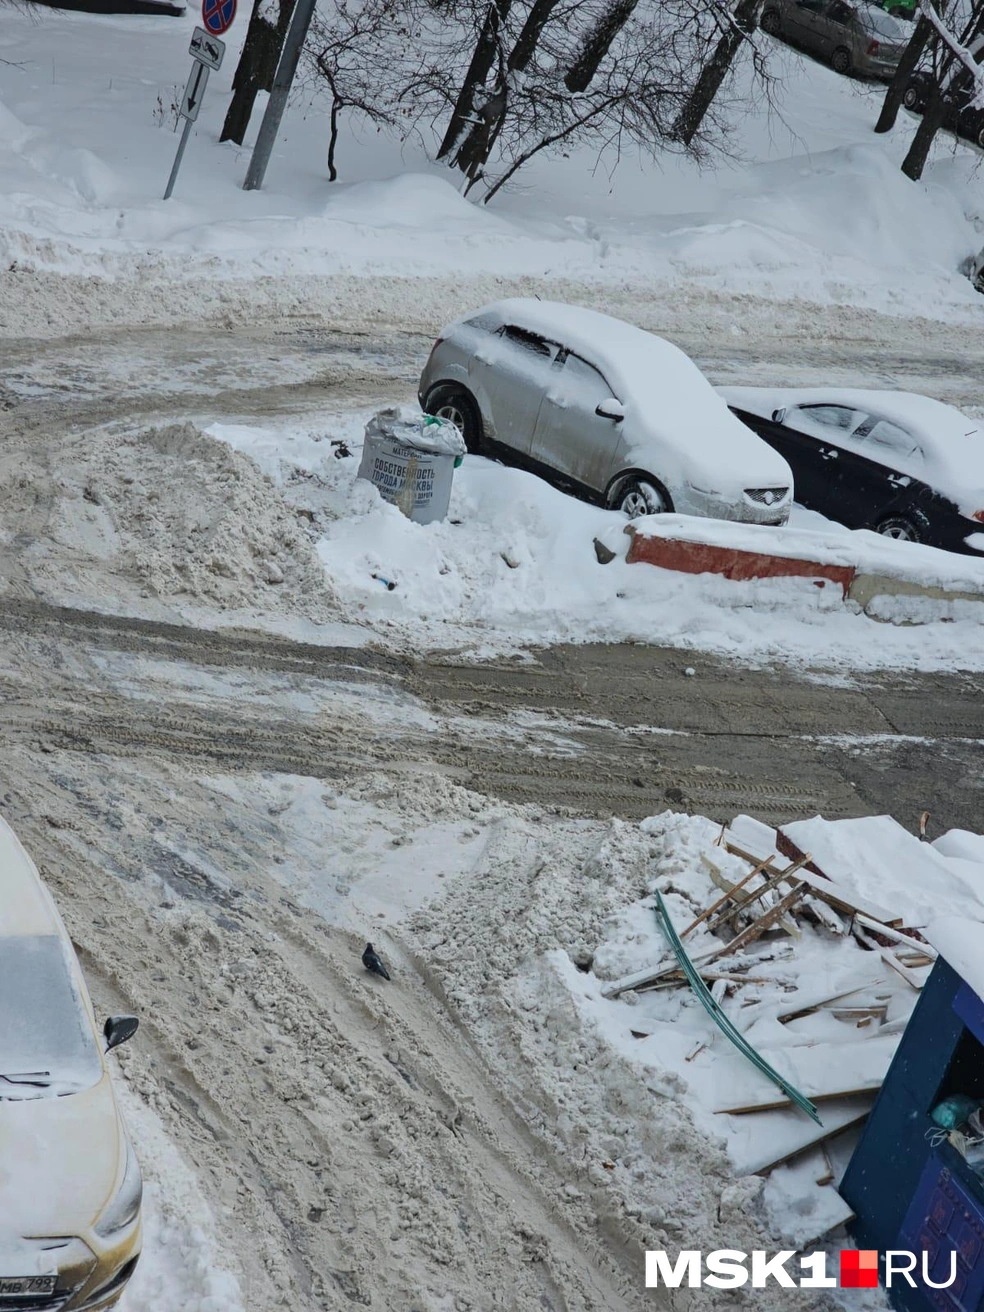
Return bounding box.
[819,448,838,459]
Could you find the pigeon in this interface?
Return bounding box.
[362,942,390,980]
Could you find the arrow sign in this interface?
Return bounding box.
[180,60,209,122]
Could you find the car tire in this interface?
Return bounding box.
[976,123,984,149]
[610,476,672,520]
[875,515,921,544]
[760,8,781,32]
[423,385,485,455]
[903,83,923,111]
[831,46,852,75]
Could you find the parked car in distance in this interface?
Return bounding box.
[0,815,142,1311]
[721,387,984,554]
[759,0,909,78]
[904,67,984,151]
[419,299,793,525]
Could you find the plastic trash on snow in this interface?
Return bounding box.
[357,406,466,525]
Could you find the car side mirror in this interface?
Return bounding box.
[596,399,625,422]
[104,1015,139,1052]
[771,407,787,424]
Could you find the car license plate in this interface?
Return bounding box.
[0,1275,57,1296]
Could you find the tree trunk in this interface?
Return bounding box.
[436,0,512,161]
[220,0,296,145]
[671,0,761,146]
[875,14,933,133]
[901,65,951,178]
[452,0,561,180]
[564,0,639,93]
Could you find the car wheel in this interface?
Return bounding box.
[903,83,922,111]
[760,8,781,32]
[875,515,920,543]
[424,386,485,455]
[976,123,984,149]
[831,46,852,75]
[612,476,672,520]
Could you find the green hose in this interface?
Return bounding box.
[653,889,821,1124]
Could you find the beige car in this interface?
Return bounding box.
[0,817,141,1311]
[760,0,908,78]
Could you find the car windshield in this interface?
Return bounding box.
[0,936,102,1097]
[860,6,907,36]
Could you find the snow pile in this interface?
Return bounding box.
[783,814,984,926]
[0,8,983,327]
[0,421,337,622]
[208,412,984,670]
[115,1080,244,1312]
[414,805,984,1271]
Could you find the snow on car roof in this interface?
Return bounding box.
[0,815,61,936]
[721,386,984,510]
[464,300,790,477]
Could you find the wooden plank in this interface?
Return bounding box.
[878,947,928,991]
[730,1100,874,1177]
[682,858,770,938]
[714,883,808,960]
[726,839,903,927]
[765,1156,854,1246]
[776,978,889,1024]
[715,1035,898,1114]
[855,915,935,953]
[704,866,790,935]
[798,873,903,928]
[719,1083,884,1116]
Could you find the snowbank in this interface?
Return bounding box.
[208,412,984,670]
[1,7,983,329]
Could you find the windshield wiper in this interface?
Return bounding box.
[0,1071,52,1088]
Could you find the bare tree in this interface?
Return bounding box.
[875,13,935,132]
[671,0,764,146]
[304,0,781,199]
[221,0,296,145]
[565,0,640,91]
[901,0,984,178]
[437,0,514,162]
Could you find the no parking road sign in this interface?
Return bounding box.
[202,0,236,36]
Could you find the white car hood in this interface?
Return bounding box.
[0,1071,121,1238]
[623,404,793,495]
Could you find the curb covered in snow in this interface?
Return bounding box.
[625,530,855,597]
[624,515,984,618]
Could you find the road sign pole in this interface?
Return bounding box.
[243,0,317,191]
[163,60,210,200]
[164,115,194,200]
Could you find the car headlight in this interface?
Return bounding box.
[94,1139,142,1238]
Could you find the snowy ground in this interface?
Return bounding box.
[3,5,984,1307]
[2,3,984,337]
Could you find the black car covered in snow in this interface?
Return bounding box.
[903,64,984,151]
[720,388,984,555]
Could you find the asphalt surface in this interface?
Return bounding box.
[1,598,981,834]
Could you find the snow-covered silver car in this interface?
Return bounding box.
[419,299,793,523]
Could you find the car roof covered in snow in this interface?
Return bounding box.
[721,386,984,510]
[0,814,62,937]
[460,300,791,477]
